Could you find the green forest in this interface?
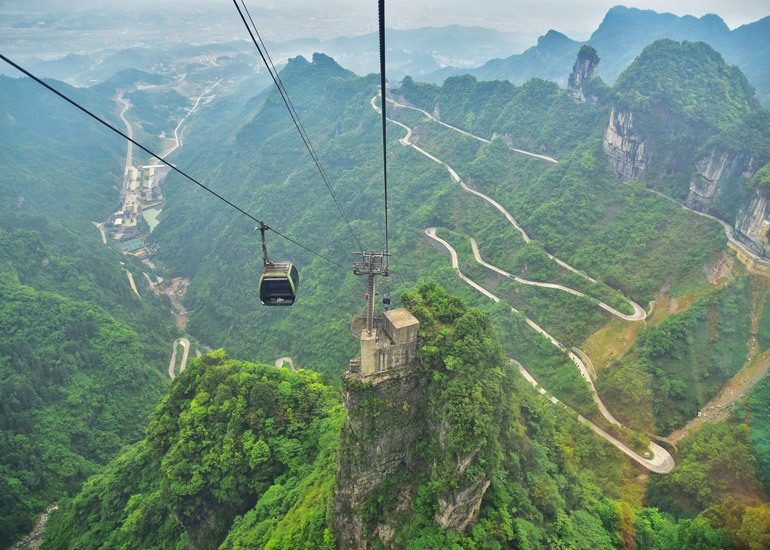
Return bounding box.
[40,285,770,548]
[2,27,770,549]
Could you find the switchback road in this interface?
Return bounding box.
[426,228,674,473]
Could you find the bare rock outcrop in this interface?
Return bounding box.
[333,369,426,549]
[435,479,490,532]
[603,106,649,181]
[567,45,600,104]
[684,149,756,212]
[735,189,770,259]
[333,365,491,548]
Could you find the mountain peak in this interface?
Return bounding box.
[537,29,572,47]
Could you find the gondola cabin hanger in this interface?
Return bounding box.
[257,223,299,306]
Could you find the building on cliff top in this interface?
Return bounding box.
[349,308,419,376]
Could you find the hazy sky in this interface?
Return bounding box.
[387,0,767,34]
[4,1,769,45]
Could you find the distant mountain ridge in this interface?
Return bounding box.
[425,6,770,106]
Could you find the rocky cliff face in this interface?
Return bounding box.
[684,149,757,212]
[602,106,649,181]
[735,189,770,258]
[333,369,426,549]
[568,45,600,104]
[333,367,490,549]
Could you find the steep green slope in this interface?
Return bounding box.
[41,285,770,548]
[42,351,342,550]
[606,39,770,219]
[0,276,168,545]
[0,74,178,545]
[597,278,752,435]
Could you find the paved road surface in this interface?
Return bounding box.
[426,228,674,473]
[275,357,296,371]
[384,97,559,164]
[116,93,133,170]
[377,96,604,285]
[123,268,141,298]
[470,238,645,321]
[168,337,191,380]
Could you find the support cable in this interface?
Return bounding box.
[233,0,364,253]
[0,53,346,270]
[378,0,390,265]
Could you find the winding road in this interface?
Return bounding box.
[168,337,190,380]
[375,92,673,472]
[116,93,134,170]
[374,94,642,313]
[374,95,605,284]
[160,78,223,159]
[385,97,559,164]
[275,356,296,371]
[470,238,646,321]
[634,183,770,273]
[426,228,674,473]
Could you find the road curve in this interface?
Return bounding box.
[385,97,559,164]
[427,228,621,423]
[275,357,296,371]
[426,228,675,473]
[470,238,646,321]
[635,183,770,272]
[116,93,133,170]
[513,359,674,474]
[162,79,223,159]
[377,96,605,285]
[168,337,191,380]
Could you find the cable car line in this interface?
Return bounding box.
[0,53,347,271]
[378,0,390,266]
[233,0,364,254]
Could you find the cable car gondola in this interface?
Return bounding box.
[257,223,299,306]
[259,261,299,306]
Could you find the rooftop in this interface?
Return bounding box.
[384,308,419,329]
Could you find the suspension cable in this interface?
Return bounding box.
[0,53,347,270]
[233,0,365,254]
[378,0,390,265]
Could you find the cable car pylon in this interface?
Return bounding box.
[353,251,390,335]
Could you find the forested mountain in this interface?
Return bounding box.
[427,7,770,107]
[0,76,179,544]
[3,4,770,546]
[29,35,770,546]
[41,285,770,548]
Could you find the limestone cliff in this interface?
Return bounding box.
[333,366,491,549]
[601,39,770,254]
[567,45,600,104]
[333,369,427,548]
[602,106,649,181]
[684,149,757,212]
[735,189,770,258]
[333,285,508,548]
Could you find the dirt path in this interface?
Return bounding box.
[8,502,58,550]
[670,347,770,444]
